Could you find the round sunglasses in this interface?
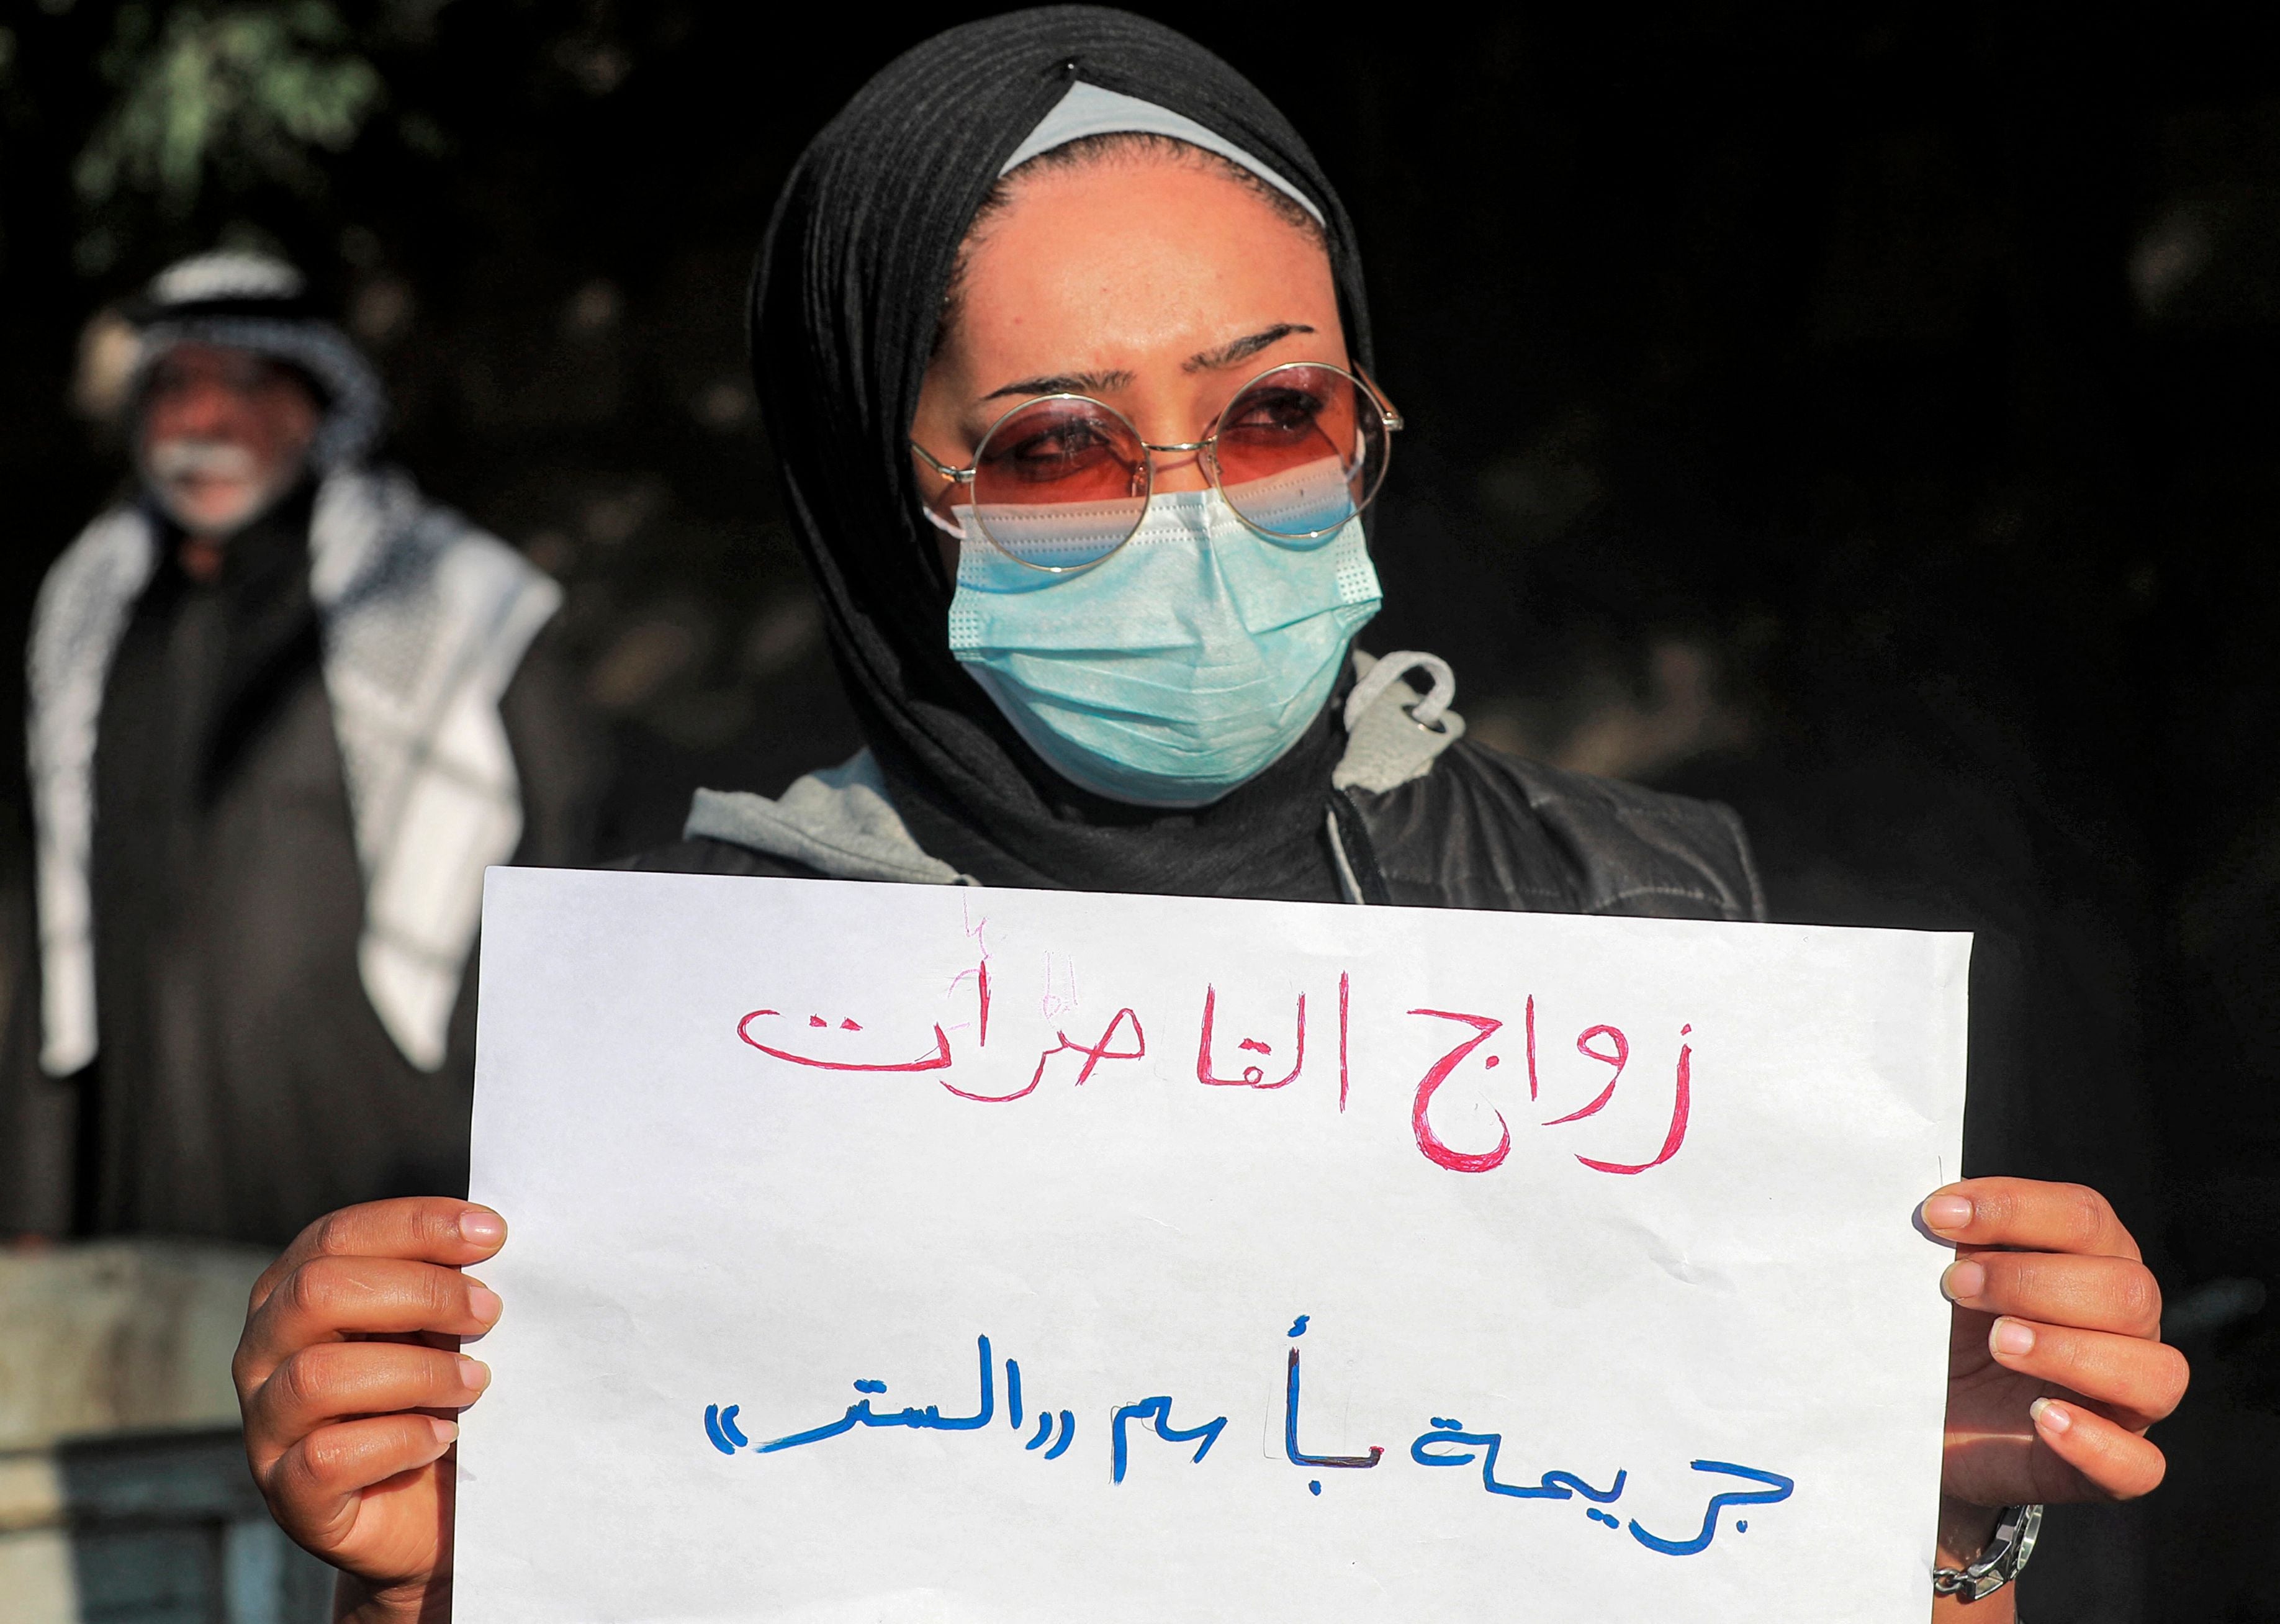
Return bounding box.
[911,361,1403,572]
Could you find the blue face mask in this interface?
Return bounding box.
[945,487,1383,807]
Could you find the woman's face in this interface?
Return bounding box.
[909,152,1346,571]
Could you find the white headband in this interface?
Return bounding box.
[999,81,1325,225]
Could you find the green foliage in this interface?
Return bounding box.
[74,2,385,219]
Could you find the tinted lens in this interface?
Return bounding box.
[967,396,1149,570]
[1211,364,1388,540]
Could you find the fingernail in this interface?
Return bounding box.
[460,1209,507,1247]
[1922,1195,1974,1233]
[456,1356,492,1394]
[2030,1397,2071,1436]
[1942,1260,1987,1301]
[466,1284,503,1324]
[428,1416,459,1446]
[1991,1318,2036,1357]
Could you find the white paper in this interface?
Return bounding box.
[459,868,1968,1623]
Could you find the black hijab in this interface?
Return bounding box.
[751,5,1376,897]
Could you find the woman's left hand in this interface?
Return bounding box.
[1924,1176,2187,1521]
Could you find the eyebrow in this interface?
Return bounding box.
[980,367,1135,401]
[1183,323,1315,373]
[975,323,1318,402]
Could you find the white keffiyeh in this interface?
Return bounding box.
[28,466,562,1075]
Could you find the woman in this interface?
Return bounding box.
[230,11,2184,1620]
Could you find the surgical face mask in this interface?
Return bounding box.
[945,487,1382,807]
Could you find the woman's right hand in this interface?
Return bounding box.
[232,1198,508,1622]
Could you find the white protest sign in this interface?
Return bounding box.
[459,867,1968,1623]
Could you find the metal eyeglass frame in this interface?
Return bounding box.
[909,360,1404,574]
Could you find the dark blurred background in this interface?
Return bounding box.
[1,2,2275,1617]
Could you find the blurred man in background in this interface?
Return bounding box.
[2,250,602,1246]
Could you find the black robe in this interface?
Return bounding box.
[0,487,602,1245]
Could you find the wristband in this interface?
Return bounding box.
[1932,1502,2042,1602]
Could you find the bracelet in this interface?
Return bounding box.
[1932,1503,2042,1601]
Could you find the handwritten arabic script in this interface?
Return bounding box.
[703,1317,1791,1558]
[736,911,1693,1178]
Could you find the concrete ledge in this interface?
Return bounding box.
[0,1241,269,1451]
[0,1447,65,1533]
[0,1243,333,1620]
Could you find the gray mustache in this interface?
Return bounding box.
[146,438,261,482]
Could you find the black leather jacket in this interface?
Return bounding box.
[637,736,1764,926]
[1338,738,1764,920]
